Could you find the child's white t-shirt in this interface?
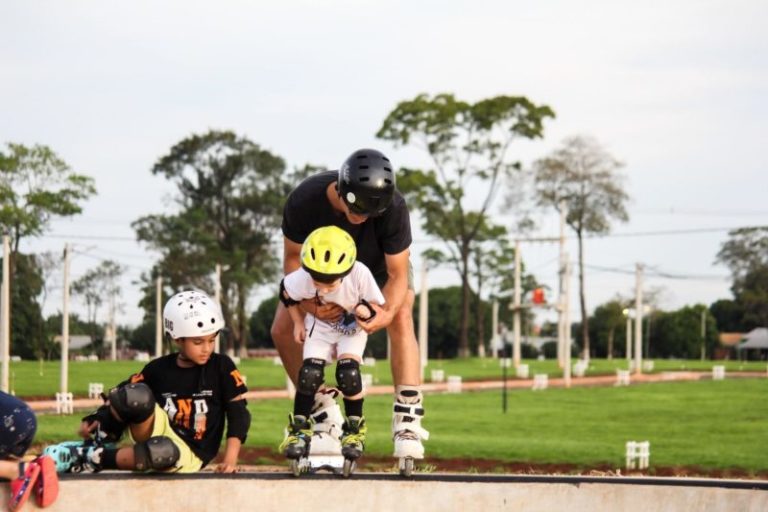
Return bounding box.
[282,261,385,337]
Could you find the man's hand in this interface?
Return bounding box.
[357,302,393,334]
[301,299,344,322]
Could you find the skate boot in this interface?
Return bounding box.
[9,461,40,512]
[392,385,430,476]
[279,414,313,460]
[340,416,367,460]
[309,388,345,454]
[41,439,112,473]
[34,455,59,508]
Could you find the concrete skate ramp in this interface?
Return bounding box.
[4,473,767,512]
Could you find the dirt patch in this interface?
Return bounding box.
[226,447,768,480]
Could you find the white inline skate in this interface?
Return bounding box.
[392,386,429,477]
[287,388,347,476]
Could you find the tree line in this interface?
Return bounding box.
[1,93,765,360]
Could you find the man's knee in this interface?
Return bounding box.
[133,436,180,471]
[108,383,155,424]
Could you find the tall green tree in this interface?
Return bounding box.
[650,305,718,359]
[377,93,555,357]
[588,298,630,359]
[0,142,95,358]
[0,143,96,253]
[133,130,291,355]
[530,135,629,359]
[716,226,768,329]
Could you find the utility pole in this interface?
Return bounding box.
[557,200,567,368]
[634,263,644,375]
[512,239,521,368]
[108,294,117,361]
[60,244,70,395]
[1,234,10,393]
[155,276,163,358]
[563,254,572,388]
[418,258,429,380]
[491,299,499,358]
[215,263,221,353]
[700,309,706,361]
[624,310,632,361]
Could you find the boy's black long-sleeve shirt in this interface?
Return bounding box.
[126,353,248,465]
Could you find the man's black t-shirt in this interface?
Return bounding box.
[281,171,412,285]
[127,353,248,466]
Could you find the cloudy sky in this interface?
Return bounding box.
[1,1,766,328]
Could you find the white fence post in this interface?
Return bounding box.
[532,374,548,391]
[446,375,462,393]
[88,382,104,399]
[55,392,74,415]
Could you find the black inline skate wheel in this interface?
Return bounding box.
[290,459,302,477]
[399,457,414,477]
[342,458,356,478]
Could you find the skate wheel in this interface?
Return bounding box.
[399,457,414,477]
[342,458,356,478]
[290,459,302,477]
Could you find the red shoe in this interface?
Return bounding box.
[34,455,59,508]
[9,462,40,512]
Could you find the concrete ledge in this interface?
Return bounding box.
[3,473,766,512]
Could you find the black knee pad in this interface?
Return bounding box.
[335,358,362,396]
[297,358,325,396]
[133,436,180,471]
[108,383,156,424]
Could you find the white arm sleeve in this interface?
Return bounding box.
[283,268,317,301]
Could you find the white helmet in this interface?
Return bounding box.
[163,290,224,339]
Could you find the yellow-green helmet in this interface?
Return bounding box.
[301,226,357,283]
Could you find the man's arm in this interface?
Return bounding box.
[358,248,409,333]
[283,236,303,274]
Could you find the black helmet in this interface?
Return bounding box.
[338,149,395,217]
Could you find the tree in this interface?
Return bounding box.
[589,298,630,359]
[377,93,555,357]
[249,295,279,348]
[3,254,46,359]
[0,142,95,357]
[716,227,768,329]
[650,305,718,358]
[530,135,629,359]
[72,260,125,347]
[0,143,96,253]
[133,130,292,355]
[709,299,746,332]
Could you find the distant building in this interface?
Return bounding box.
[53,335,93,351]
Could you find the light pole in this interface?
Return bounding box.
[622,308,633,362]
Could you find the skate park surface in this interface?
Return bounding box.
[2,472,767,511]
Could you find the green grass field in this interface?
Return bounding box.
[33,378,768,472]
[8,357,767,398]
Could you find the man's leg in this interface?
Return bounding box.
[387,290,429,459]
[271,302,303,385]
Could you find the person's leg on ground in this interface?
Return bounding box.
[387,290,429,459]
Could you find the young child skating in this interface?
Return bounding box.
[278,225,384,463]
[44,290,250,474]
